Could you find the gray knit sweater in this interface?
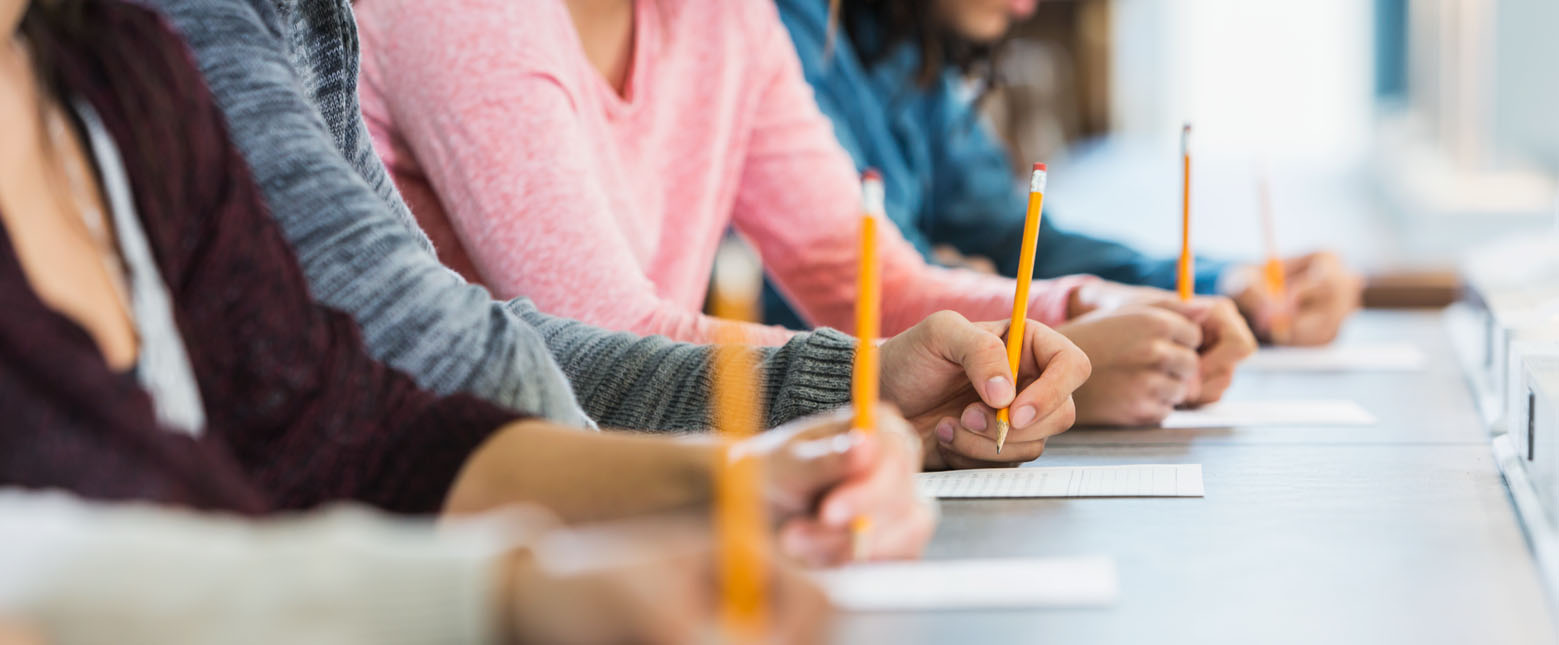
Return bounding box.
[149,0,856,430]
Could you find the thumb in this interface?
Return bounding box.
[771,424,877,509]
[928,312,1018,409]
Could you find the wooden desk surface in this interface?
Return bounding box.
[833,311,1556,644]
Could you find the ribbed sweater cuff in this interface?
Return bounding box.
[762,327,857,427]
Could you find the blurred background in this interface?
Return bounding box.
[984,0,1558,295]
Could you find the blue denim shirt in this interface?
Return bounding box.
[764,0,1227,328]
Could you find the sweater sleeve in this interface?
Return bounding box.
[0,491,535,645]
[149,0,595,428]
[514,299,856,431]
[920,92,1230,293]
[727,6,1094,336]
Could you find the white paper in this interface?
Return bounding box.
[813,556,1119,611]
[1160,400,1376,428]
[917,464,1204,498]
[1243,343,1428,372]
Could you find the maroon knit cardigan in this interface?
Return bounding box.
[0,0,524,515]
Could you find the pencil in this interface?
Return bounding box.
[850,170,883,560]
[1178,123,1194,301]
[710,240,768,642]
[995,163,1048,454]
[1257,168,1291,337]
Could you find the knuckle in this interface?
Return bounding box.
[1147,341,1175,369]
[923,310,959,334]
[1054,399,1078,431]
[982,332,1008,356]
[1143,311,1177,337]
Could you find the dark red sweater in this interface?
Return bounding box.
[0,0,524,516]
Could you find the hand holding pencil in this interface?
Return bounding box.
[864,162,1089,467]
[1222,169,1364,346]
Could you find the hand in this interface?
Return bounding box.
[502,522,832,644]
[746,407,936,566]
[878,311,1092,470]
[1069,281,1256,406]
[1055,306,1200,425]
[1224,251,1362,345]
[439,414,931,565]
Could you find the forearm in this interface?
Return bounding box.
[0,491,539,645]
[516,301,857,431]
[445,421,721,524]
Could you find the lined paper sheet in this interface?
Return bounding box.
[1243,343,1428,372]
[917,464,1204,498]
[1161,400,1376,428]
[813,556,1119,611]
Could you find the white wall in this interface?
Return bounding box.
[1109,0,1375,166]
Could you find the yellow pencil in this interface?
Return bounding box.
[1178,123,1194,301]
[1257,168,1291,337]
[995,163,1048,454]
[710,240,768,642]
[850,170,883,560]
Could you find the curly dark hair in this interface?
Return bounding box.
[835,0,1003,89]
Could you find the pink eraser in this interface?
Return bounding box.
[862,168,882,181]
[1032,162,1047,172]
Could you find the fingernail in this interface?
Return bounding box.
[985,376,1014,406]
[1012,405,1037,428]
[935,419,956,443]
[960,407,988,432]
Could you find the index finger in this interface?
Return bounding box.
[1288,270,1333,308]
[1195,299,1257,361]
[1011,321,1091,424]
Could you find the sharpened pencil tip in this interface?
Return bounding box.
[994,419,1010,454]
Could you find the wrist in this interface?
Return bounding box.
[1067,280,1102,319]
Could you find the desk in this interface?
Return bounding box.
[834,311,1556,644]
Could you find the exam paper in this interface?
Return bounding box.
[1160,400,1376,428]
[917,464,1204,498]
[1243,343,1428,372]
[813,556,1119,611]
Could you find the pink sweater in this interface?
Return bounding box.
[356,0,1091,345]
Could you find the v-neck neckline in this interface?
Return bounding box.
[568,0,653,119]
